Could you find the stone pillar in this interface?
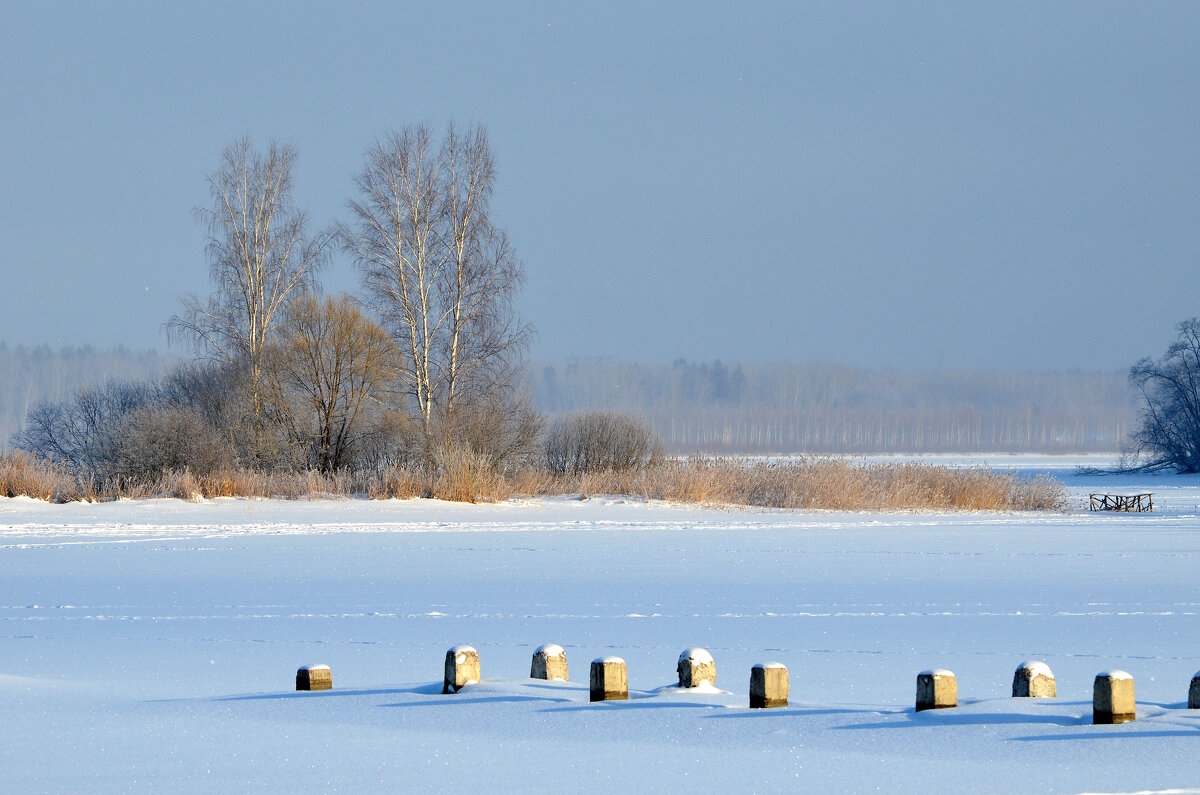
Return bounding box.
[444,645,480,694]
[1189,671,1200,709]
[750,662,788,708]
[916,669,957,711]
[296,664,332,691]
[531,644,569,681]
[590,657,628,702]
[677,648,716,688]
[1093,670,1135,724]
[1012,661,1056,698]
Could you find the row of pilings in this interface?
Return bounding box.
[297,647,1200,724]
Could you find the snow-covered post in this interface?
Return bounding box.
[677,648,716,688]
[916,669,957,711]
[1189,672,1200,709]
[590,657,628,702]
[296,664,332,691]
[444,645,480,694]
[1012,661,1056,698]
[1093,670,1135,724]
[750,662,788,708]
[531,644,569,681]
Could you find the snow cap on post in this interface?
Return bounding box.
[444,645,480,694]
[750,662,788,709]
[296,664,332,691]
[916,669,957,711]
[677,647,716,688]
[590,656,628,702]
[531,644,568,681]
[1093,670,1135,724]
[1012,661,1056,698]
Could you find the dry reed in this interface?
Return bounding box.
[0,452,1066,511]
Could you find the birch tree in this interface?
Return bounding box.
[167,138,328,441]
[342,123,531,450]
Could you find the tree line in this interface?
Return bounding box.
[530,360,1137,453]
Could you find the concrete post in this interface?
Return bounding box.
[750,662,788,708]
[677,648,716,688]
[590,657,628,702]
[296,664,332,691]
[531,644,569,681]
[916,669,957,711]
[1093,670,1135,724]
[444,645,480,694]
[1012,661,1056,698]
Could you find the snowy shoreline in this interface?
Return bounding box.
[3,458,1200,791]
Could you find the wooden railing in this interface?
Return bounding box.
[1089,493,1154,512]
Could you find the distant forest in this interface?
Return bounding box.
[0,344,170,450]
[0,346,1135,455]
[530,359,1136,454]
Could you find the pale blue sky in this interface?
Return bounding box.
[2,1,1198,370]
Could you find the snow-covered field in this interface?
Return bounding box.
[3,455,1200,793]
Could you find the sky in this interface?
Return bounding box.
[1,1,1198,371]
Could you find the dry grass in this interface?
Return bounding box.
[523,457,1065,511]
[0,452,1066,511]
[0,451,79,502]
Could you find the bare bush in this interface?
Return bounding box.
[544,411,664,475]
[13,380,156,477]
[115,405,233,482]
[435,393,543,472]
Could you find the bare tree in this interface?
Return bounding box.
[342,123,532,451]
[1127,317,1200,472]
[167,138,329,439]
[439,125,531,428]
[267,294,399,472]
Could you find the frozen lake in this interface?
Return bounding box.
[2,455,1200,792]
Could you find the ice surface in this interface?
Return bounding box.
[3,457,1200,791]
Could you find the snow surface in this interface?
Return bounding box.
[3,456,1200,792]
[1102,670,1135,681]
[534,643,564,656]
[678,647,713,664]
[1016,661,1054,678]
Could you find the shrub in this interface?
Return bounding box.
[544,411,664,475]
